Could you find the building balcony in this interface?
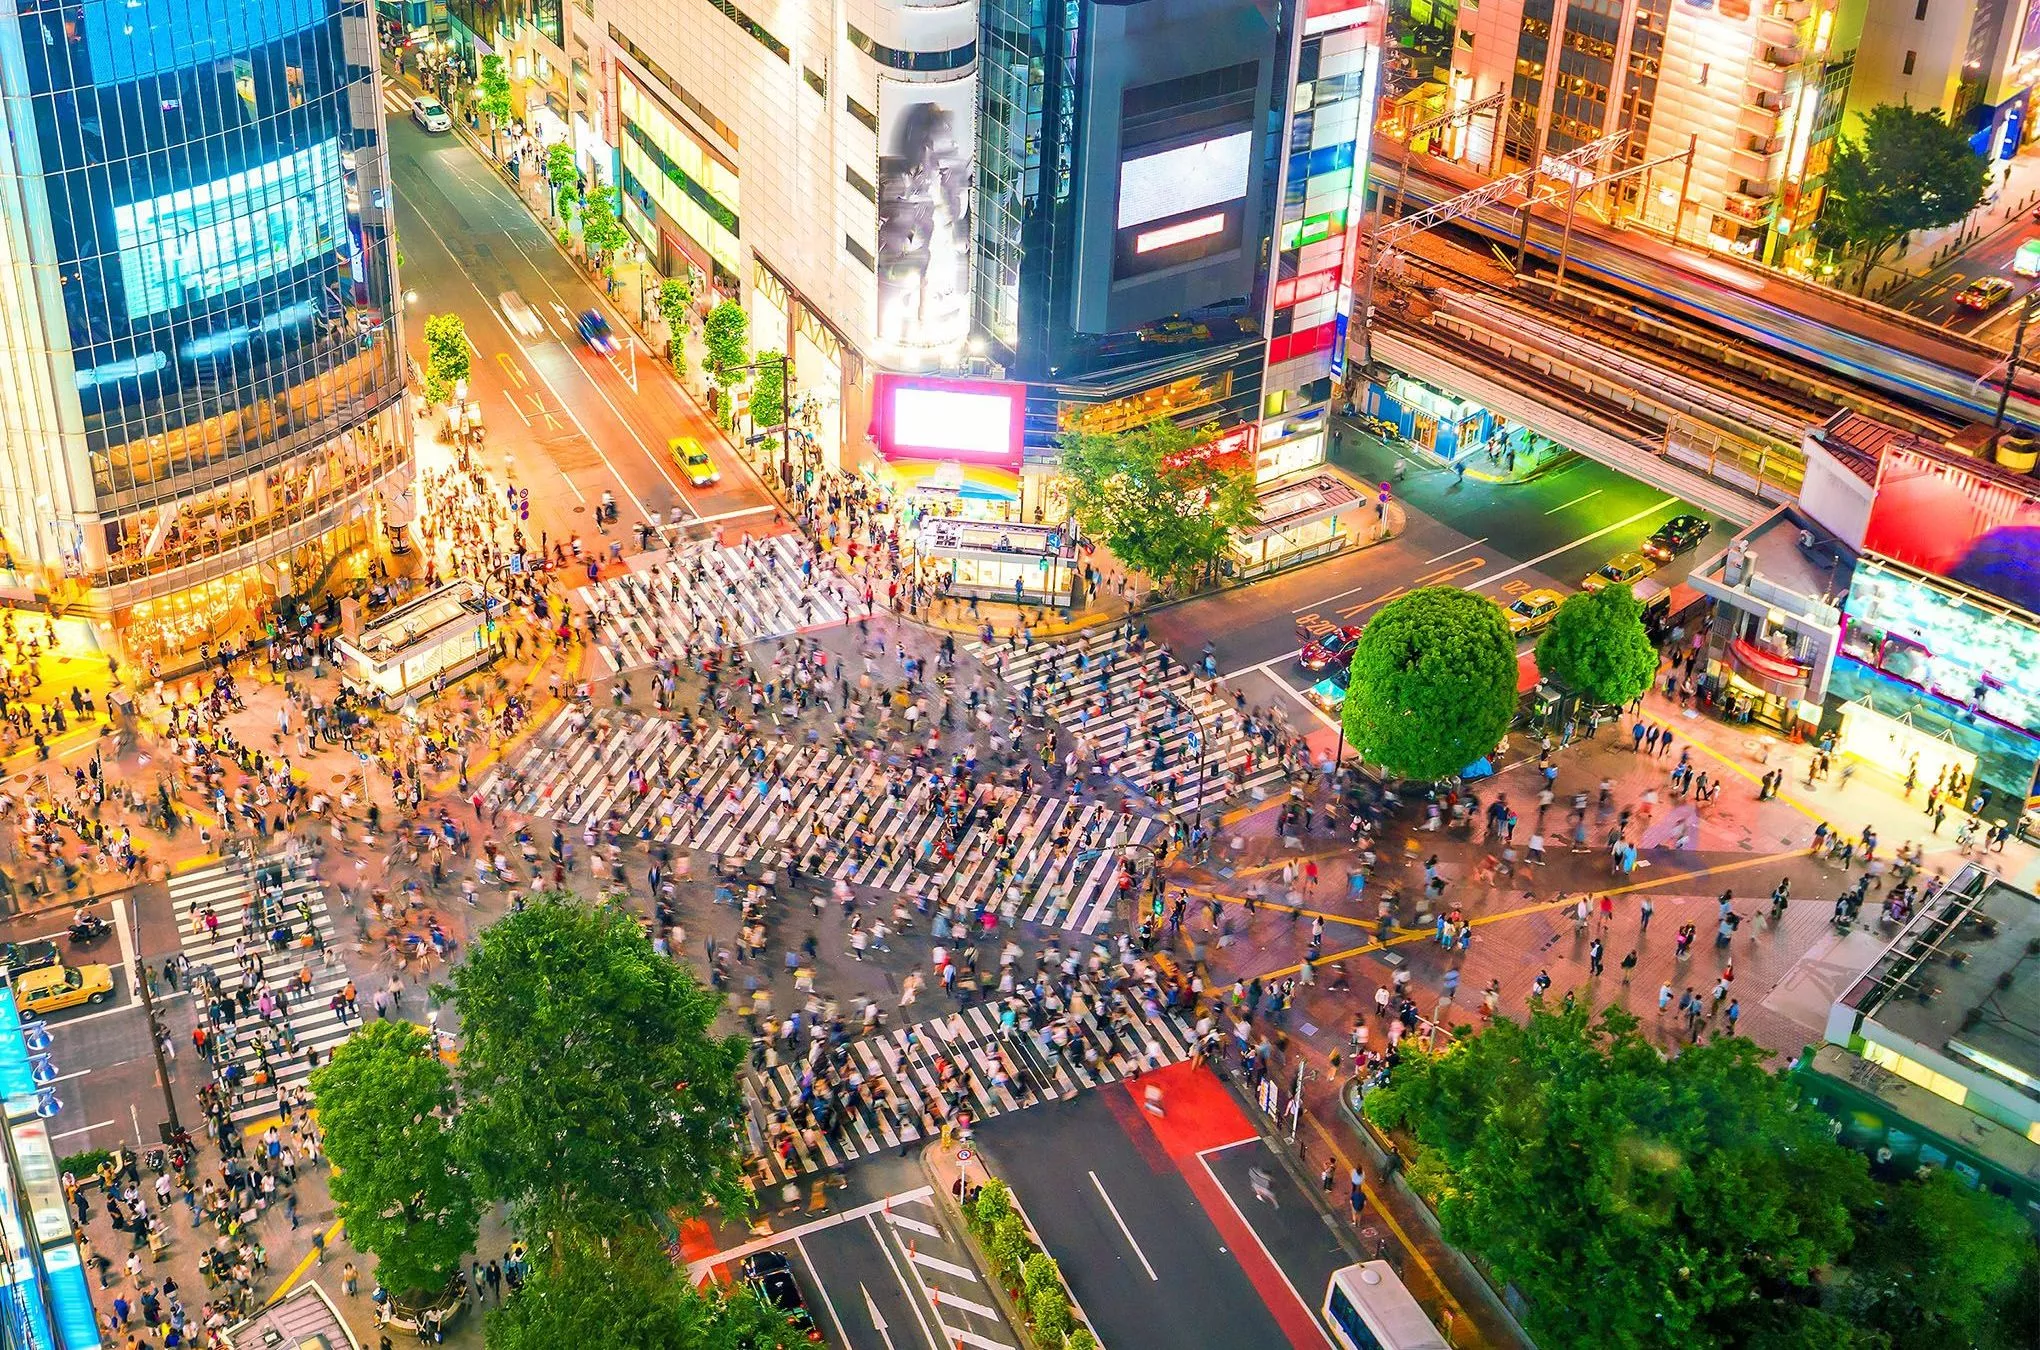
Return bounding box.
[1757,11,1801,45]
[1764,43,1805,67]
[1739,97,1784,138]
[1721,189,1775,225]
[1733,140,1784,182]
[1746,61,1789,96]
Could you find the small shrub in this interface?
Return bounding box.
[1065,1331,1098,1350]
[971,1178,1011,1230]
[59,1149,112,1178]
[989,1214,1032,1281]
[1021,1251,1061,1300]
[1030,1285,1072,1344]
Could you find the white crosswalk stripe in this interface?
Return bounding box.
[583,534,850,673]
[485,710,1160,934]
[746,998,1194,1181]
[968,630,1290,814]
[170,862,359,1125]
[382,85,414,115]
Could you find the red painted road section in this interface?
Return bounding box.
[1113,1063,1333,1350]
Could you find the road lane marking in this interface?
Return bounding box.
[885,1211,941,1238]
[684,1186,935,1276]
[933,1289,1001,1319]
[870,1212,949,1350]
[793,1237,858,1350]
[1194,1146,1336,1349]
[909,1249,977,1281]
[1089,1170,1160,1281]
[1422,537,1485,564]
[1543,488,1602,514]
[50,1119,115,1141]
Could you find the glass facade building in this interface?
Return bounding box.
[0,0,409,667]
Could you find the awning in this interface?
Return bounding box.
[1727,637,1811,700]
[883,459,1020,502]
[1668,581,1706,620]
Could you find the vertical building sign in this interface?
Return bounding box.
[874,77,976,359]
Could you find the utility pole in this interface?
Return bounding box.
[129,889,182,1135]
[1673,133,1698,244]
[1986,291,2037,462]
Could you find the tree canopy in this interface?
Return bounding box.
[580,185,630,262]
[751,351,786,431]
[702,300,750,391]
[422,313,471,406]
[483,1225,806,1350]
[1340,586,1517,780]
[445,893,749,1233]
[1820,105,1988,292]
[309,1020,479,1297]
[475,56,512,129]
[1363,1004,2037,1349]
[1056,418,1256,591]
[1535,584,1657,708]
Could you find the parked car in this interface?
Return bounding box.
[1298,624,1364,673]
[739,1252,822,1342]
[671,436,721,487]
[1307,670,1350,714]
[410,96,452,133]
[1956,276,2015,312]
[1641,513,1712,562]
[1,941,59,978]
[577,309,619,353]
[1582,551,1656,593]
[14,963,113,1015]
[1503,588,1566,638]
[498,290,543,339]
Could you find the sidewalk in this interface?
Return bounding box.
[1864,146,2040,302]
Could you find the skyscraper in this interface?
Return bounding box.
[0,0,411,669]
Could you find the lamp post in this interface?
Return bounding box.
[730,352,794,487]
[129,890,182,1135]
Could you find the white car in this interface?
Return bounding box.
[411,96,452,133]
[499,290,543,339]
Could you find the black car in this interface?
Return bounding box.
[1642,514,1711,563]
[740,1252,823,1342]
[2,940,59,977]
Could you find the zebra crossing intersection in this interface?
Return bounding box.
[487,709,1161,934]
[170,860,358,1125]
[748,996,1195,1181]
[583,533,848,672]
[968,628,1290,814]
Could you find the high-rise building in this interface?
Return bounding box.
[1844,0,2040,164]
[1447,0,1860,266]
[0,0,411,669]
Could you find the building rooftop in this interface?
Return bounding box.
[1812,409,2037,496]
[221,1282,357,1350]
[1841,869,2040,1108]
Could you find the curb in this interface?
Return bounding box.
[921,1141,1101,1350]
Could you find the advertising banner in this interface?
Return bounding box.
[1863,444,2040,614]
[875,76,975,356]
[872,374,1025,473]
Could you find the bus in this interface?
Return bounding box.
[1323,1263,1448,1350]
[2016,238,2040,278]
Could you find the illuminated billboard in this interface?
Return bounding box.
[1863,444,2040,614]
[872,374,1025,473]
[1116,131,1254,230]
[875,78,975,355]
[81,0,330,86]
[114,140,349,321]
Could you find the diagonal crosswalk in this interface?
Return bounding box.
[486,710,1160,934]
[747,997,1194,1181]
[584,534,850,672]
[170,861,358,1125]
[968,630,1289,814]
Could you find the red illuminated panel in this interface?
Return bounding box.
[1304,0,1381,36]
[1161,423,1259,474]
[1269,321,1339,365]
[1135,213,1227,254]
[1275,267,1340,310]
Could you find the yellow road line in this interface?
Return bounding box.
[1299,1111,1459,1322]
[265,1218,346,1306]
[1250,845,1806,980]
[1638,711,1824,826]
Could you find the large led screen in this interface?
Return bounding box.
[114,140,349,321]
[82,0,331,87]
[873,374,1024,473]
[1863,444,2040,614]
[1116,131,1254,230]
[875,77,975,354]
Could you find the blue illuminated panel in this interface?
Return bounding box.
[80,0,332,87]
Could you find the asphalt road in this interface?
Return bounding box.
[383,98,773,550]
[1893,213,2040,341]
[1149,422,1728,728]
[977,1066,1350,1350]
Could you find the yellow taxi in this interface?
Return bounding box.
[1504,588,1566,638]
[1582,551,1656,593]
[670,436,721,487]
[14,962,113,1014]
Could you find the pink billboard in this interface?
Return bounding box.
[872,374,1026,474]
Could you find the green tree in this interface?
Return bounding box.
[421,312,471,405]
[1364,1004,1873,1350]
[1534,584,1657,709]
[702,299,750,391]
[580,184,630,263]
[750,352,786,431]
[656,276,696,374]
[475,56,513,156]
[1820,105,1988,293]
[1341,585,1517,781]
[445,893,748,1232]
[545,143,579,221]
[1057,418,1256,591]
[1837,1168,2038,1350]
[484,1225,805,1350]
[308,1021,479,1297]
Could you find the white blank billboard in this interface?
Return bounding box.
[1116,130,1254,230]
[892,387,1015,459]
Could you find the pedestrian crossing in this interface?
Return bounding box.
[584,533,850,672]
[748,996,1195,1181]
[486,710,1161,934]
[170,860,358,1126]
[968,629,1290,815]
[382,84,416,117]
